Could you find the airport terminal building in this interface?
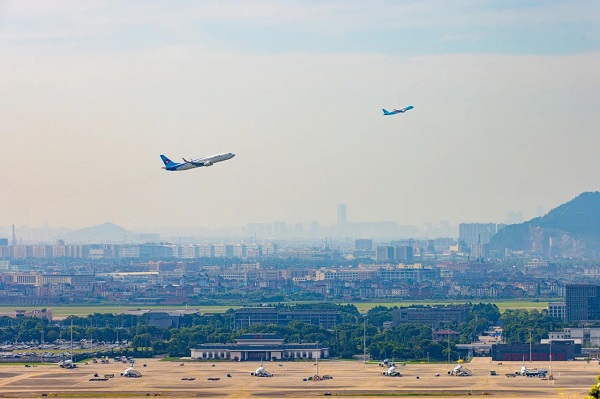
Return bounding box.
[190,333,329,361]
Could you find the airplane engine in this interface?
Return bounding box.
[204,161,213,166]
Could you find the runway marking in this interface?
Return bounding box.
[230,388,250,398]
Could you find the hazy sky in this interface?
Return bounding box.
[1,0,599,231]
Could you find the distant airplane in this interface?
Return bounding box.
[251,359,273,377]
[449,363,472,376]
[122,367,142,378]
[58,359,76,369]
[382,364,401,377]
[382,105,414,116]
[160,152,235,171]
[121,359,142,378]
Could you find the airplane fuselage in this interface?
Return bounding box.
[382,105,414,115]
[161,152,235,171]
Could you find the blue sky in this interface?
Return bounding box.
[1,1,599,232]
[2,1,598,55]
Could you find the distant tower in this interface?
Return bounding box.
[11,225,16,246]
[337,204,347,226]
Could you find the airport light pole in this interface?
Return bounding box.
[70,316,74,362]
[316,341,319,377]
[447,335,451,363]
[363,315,367,364]
[549,340,552,377]
[529,328,532,363]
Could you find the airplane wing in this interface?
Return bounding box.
[182,158,205,167]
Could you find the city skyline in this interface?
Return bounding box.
[0,212,512,244]
[0,192,580,243]
[2,1,599,230]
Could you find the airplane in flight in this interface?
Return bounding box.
[382,105,414,116]
[160,152,235,171]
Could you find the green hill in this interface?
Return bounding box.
[490,192,600,257]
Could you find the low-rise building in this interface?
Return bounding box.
[392,306,467,329]
[491,341,581,361]
[548,302,566,320]
[233,307,340,330]
[548,328,600,347]
[191,333,329,361]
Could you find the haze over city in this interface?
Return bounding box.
[1,1,599,232]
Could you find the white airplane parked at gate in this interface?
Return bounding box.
[251,359,273,377]
[160,152,235,171]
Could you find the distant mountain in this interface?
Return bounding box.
[490,192,600,258]
[65,222,134,243]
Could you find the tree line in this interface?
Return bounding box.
[0,303,571,362]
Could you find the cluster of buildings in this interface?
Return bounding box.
[546,284,600,322]
[0,222,512,262]
[0,242,278,260]
[0,269,95,304]
[0,219,598,306]
[0,256,592,305]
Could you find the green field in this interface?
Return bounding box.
[0,300,549,319]
[348,300,549,314]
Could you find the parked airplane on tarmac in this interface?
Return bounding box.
[121,360,142,378]
[449,364,472,376]
[382,105,414,115]
[514,361,547,377]
[382,364,402,377]
[251,359,273,377]
[58,359,76,368]
[160,152,235,171]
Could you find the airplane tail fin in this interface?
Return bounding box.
[160,155,174,167]
[382,109,391,115]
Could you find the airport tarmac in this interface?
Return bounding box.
[0,357,598,398]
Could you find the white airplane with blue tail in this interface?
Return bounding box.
[382,105,414,115]
[160,152,235,171]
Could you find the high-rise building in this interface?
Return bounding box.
[355,239,373,251]
[395,246,414,263]
[376,246,395,262]
[470,243,490,259]
[565,284,600,322]
[459,223,499,246]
